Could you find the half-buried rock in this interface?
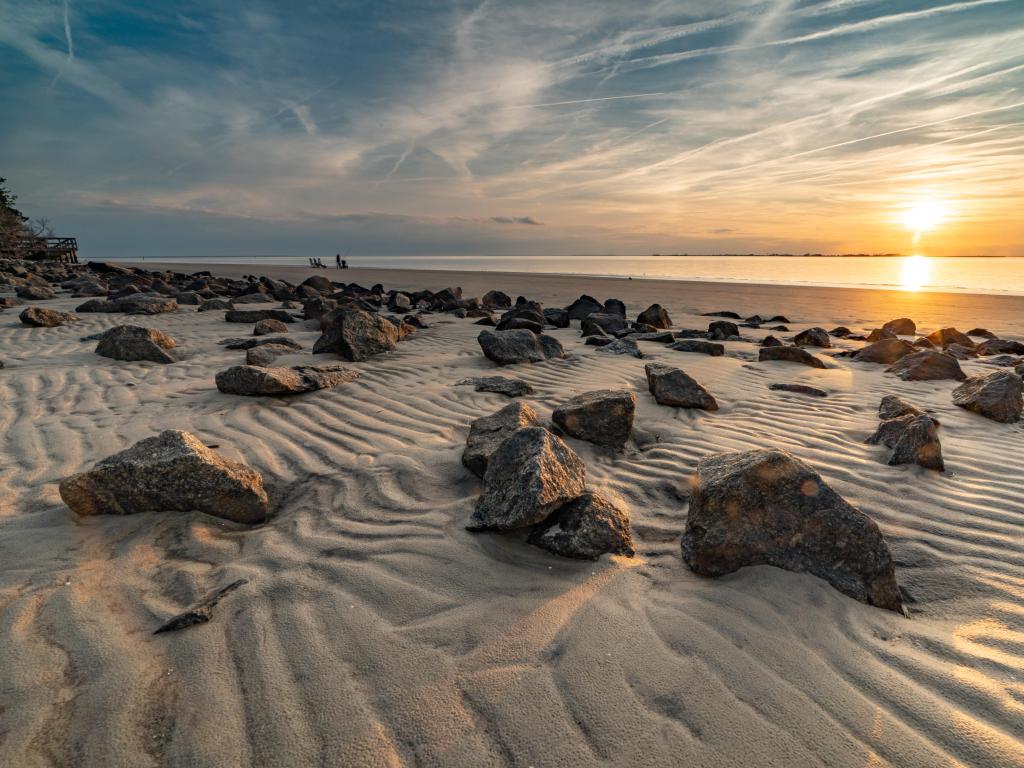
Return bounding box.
[59,430,269,524]
[552,389,636,449]
[681,449,902,612]
[853,338,915,364]
[95,324,177,364]
[758,345,826,368]
[477,329,563,365]
[457,376,534,397]
[886,350,965,381]
[467,427,585,530]
[527,490,635,560]
[246,343,298,367]
[645,363,718,410]
[952,369,1023,423]
[463,402,542,478]
[253,318,288,335]
[19,306,78,327]
[216,364,358,396]
[866,398,943,472]
[313,307,398,361]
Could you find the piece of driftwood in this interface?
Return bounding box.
[153,578,249,634]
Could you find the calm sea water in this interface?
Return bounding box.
[122,254,1024,296]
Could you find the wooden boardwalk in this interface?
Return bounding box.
[0,236,78,263]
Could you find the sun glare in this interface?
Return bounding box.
[900,254,931,291]
[900,200,947,244]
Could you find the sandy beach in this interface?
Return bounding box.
[2,261,1023,767]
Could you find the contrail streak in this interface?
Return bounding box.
[510,92,666,109]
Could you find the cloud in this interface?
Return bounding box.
[490,216,543,225]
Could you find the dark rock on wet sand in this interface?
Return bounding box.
[528,491,635,560]
[225,308,295,324]
[95,325,177,364]
[768,383,827,398]
[215,364,359,396]
[669,339,725,356]
[793,327,831,348]
[853,338,915,364]
[458,376,535,398]
[645,363,718,410]
[758,345,826,368]
[314,307,399,361]
[681,449,903,612]
[886,350,965,381]
[883,318,916,335]
[952,370,1023,423]
[463,402,542,478]
[552,390,635,449]
[478,329,563,365]
[19,306,77,327]
[708,320,739,340]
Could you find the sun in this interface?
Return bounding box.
[900,200,947,244]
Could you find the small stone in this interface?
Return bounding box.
[758,346,826,368]
[254,318,288,335]
[645,363,718,409]
[768,383,827,397]
[669,339,725,356]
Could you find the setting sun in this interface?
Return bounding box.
[901,200,948,243]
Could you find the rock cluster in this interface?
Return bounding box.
[866,396,943,471]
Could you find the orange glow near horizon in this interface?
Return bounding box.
[900,200,949,245]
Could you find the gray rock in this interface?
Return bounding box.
[853,338,916,364]
[886,350,966,381]
[538,334,565,360]
[977,338,1024,356]
[225,308,295,324]
[552,389,635,448]
[215,364,359,396]
[467,427,585,531]
[59,430,269,524]
[596,338,642,358]
[867,413,944,471]
[19,306,77,327]
[669,339,725,356]
[793,327,831,348]
[313,307,399,361]
[254,318,289,335]
[883,318,916,335]
[245,343,297,367]
[198,298,234,311]
[632,331,675,343]
[16,284,56,300]
[952,370,1023,423]
[768,383,827,398]
[945,343,977,360]
[708,320,739,340]
[681,449,902,612]
[878,395,925,420]
[222,336,303,351]
[95,325,177,364]
[758,345,826,368]
[462,402,543,478]
[636,304,672,329]
[477,329,552,365]
[528,491,635,560]
[581,312,627,336]
[458,376,535,398]
[80,295,179,314]
[646,363,718,409]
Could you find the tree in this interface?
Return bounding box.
[1,177,41,257]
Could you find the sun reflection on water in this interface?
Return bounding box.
[900,255,931,291]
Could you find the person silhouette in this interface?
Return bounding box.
[336,253,341,269]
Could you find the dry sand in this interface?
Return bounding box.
[1,263,1023,767]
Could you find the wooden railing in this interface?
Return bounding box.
[0,236,79,263]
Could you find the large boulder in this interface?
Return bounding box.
[552,390,635,449]
[253,318,288,335]
[462,402,542,478]
[878,394,926,421]
[853,338,915,364]
[77,295,179,314]
[19,306,77,327]
[198,298,234,312]
[708,320,739,340]
[952,370,1023,423]
[865,328,896,343]
[215,364,358,396]
[477,329,561,365]
[681,449,902,612]
[886,350,965,381]
[883,318,916,335]
[645,363,718,410]
[16,284,56,301]
[58,430,269,524]
[596,338,642,358]
[246,343,297,367]
[793,327,831,348]
[313,307,399,361]
[602,298,626,317]
[482,290,512,309]
[95,325,177,364]
[636,304,672,329]
[301,274,334,294]
[527,491,635,560]
[758,345,826,368]
[581,312,627,336]
[467,427,585,531]
[926,327,973,348]
[977,338,1024,356]
[565,295,603,321]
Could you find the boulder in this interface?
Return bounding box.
[467,427,585,531]
[708,320,739,340]
[225,309,295,324]
[313,307,399,361]
[245,343,297,367]
[768,383,827,398]
[702,310,741,319]
[952,370,1023,423]
[793,327,831,348]
[462,402,543,478]
[458,376,535,398]
[581,312,627,336]
[528,491,635,560]
[603,299,626,317]
[565,295,603,321]
[645,363,718,410]
[198,298,234,312]
[886,350,965,381]
[926,327,973,348]
[878,395,926,421]
[253,318,289,335]
[215,364,358,396]
[669,339,725,356]
[95,325,177,364]
[758,345,826,368]
[16,284,56,300]
[867,412,943,471]
[222,336,302,351]
[977,338,1024,356]
[853,338,915,364]
[478,329,556,365]
[967,327,997,340]
[58,430,268,524]
[300,274,334,294]
[883,318,916,335]
[552,390,635,449]
[632,331,675,344]
[636,304,672,329]
[543,308,570,328]
[760,335,782,348]
[537,335,565,360]
[944,343,977,361]
[830,327,852,338]
[681,449,902,612]
[76,295,179,314]
[19,306,77,327]
[596,338,642,358]
[482,290,512,309]
[865,328,896,343]
[913,337,936,349]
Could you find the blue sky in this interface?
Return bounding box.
[1,0,1022,257]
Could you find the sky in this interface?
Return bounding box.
[1,0,1022,258]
